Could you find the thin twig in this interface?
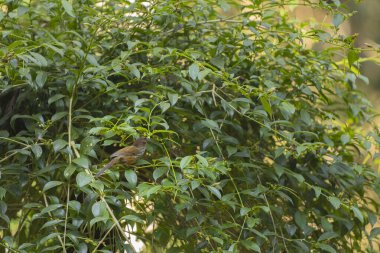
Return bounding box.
[100,195,137,253]
[92,223,116,253]
[63,183,70,249]
[256,175,281,253]
[42,193,67,253]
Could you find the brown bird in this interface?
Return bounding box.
[96,137,148,177]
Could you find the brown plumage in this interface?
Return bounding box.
[96,137,148,177]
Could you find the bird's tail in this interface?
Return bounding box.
[96,158,118,177]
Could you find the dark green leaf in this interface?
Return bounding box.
[317,243,337,253]
[260,96,272,117]
[168,93,179,106]
[318,231,339,241]
[41,220,63,230]
[351,206,364,223]
[125,170,138,187]
[180,156,193,169]
[43,181,63,192]
[73,157,90,169]
[207,186,221,199]
[53,139,67,152]
[31,144,42,159]
[51,112,68,122]
[328,196,341,210]
[240,240,261,252]
[64,164,76,178]
[188,63,199,80]
[121,215,144,224]
[36,71,47,88]
[76,172,92,187]
[91,201,108,218]
[201,119,220,132]
[294,211,307,230]
[153,167,168,181]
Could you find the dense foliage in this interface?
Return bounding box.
[1,0,380,252]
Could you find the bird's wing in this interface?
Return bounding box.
[110,146,140,158]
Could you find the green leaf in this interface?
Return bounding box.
[188,63,199,80]
[64,164,76,178]
[240,207,250,216]
[51,111,68,122]
[40,204,63,215]
[121,215,144,224]
[153,167,168,181]
[294,211,307,229]
[340,134,350,145]
[90,216,108,227]
[318,231,339,242]
[78,243,88,253]
[168,93,179,106]
[86,54,99,66]
[160,102,170,113]
[280,101,295,119]
[328,196,341,210]
[180,156,193,169]
[39,232,60,245]
[80,136,98,155]
[29,52,48,66]
[31,144,43,158]
[0,187,6,200]
[61,0,75,17]
[207,186,221,199]
[76,172,92,187]
[260,96,272,117]
[191,181,200,190]
[35,71,47,88]
[227,145,237,157]
[128,64,140,79]
[18,243,35,250]
[145,185,162,197]
[317,243,337,253]
[211,236,224,245]
[370,227,380,238]
[68,200,81,213]
[195,154,208,167]
[351,206,364,223]
[240,240,261,252]
[73,157,90,169]
[41,220,63,230]
[210,56,225,69]
[90,181,104,192]
[312,186,322,199]
[332,13,344,27]
[291,172,305,183]
[198,69,211,80]
[300,110,311,125]
[45,44,64,57]
[201,119,220,132]
[53,139,67,152]
[125,170,138,187]
[91,201,108,218]
[347,49,359,67]
[43,181,63,192]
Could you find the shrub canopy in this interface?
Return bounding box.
[0,0,380,252]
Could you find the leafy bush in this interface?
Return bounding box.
[0,0,380,252]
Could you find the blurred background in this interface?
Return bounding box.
[349,0,380,109]
[296,0,380,113]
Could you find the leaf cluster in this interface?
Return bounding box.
[0,0,380,252]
